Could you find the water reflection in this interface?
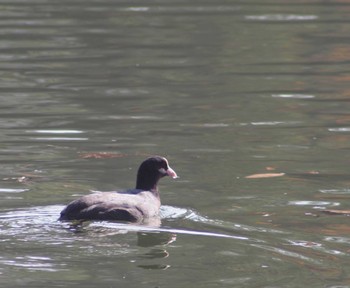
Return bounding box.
[137,233,176,247]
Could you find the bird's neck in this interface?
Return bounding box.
[136,174,160,196]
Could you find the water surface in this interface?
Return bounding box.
[1,0,350,287]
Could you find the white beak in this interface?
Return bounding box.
[159,167,178,179]
[166,166,178,179]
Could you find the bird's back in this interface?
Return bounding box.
[59,190,161,222]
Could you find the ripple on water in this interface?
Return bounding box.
[88,115,162,121]
[288,200,340,208]
[30,137,89,141]
[180,123,230,128]
[0,203,342,280]
[328,128,350,132]
[28,129,84,134]
[249,121,302,126]
[325,236,350,245]
[0,256,57,272]
[25,128,86,140]
[121,5,240,13]
[238,121,303,127]
[0,188,28,193]
[245,14,318,21]
[271,94,315,99]
[319,189,350,195]
[250,243,322,265]
[0,205,256,252]
[287,240,345,256]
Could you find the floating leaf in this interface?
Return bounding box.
[3,174,43,184]
[245,173,285,179]
[79,152,127,159]
[322,209,350,215]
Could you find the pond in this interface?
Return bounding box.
[1,0,350,287]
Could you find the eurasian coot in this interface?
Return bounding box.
[59,156,178,223]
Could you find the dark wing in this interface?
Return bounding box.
[59,198,143,222]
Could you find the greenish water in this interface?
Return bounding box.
[1,0,350,287]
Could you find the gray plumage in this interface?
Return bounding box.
[59,156,177,223]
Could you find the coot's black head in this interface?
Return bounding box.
[136,156,178,192]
